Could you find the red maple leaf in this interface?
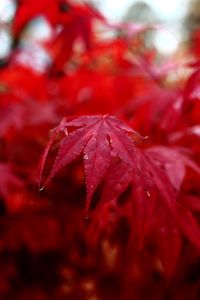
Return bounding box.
[97,146,200,247]
[133,147,200,246]
[13,1,105,71]
[88,146,200,276]
[12,0,71,38]
[39,114,140,210]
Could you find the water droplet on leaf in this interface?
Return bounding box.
[146,190,151,197]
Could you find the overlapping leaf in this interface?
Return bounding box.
[98,146,200,252]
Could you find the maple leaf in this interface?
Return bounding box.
[89,146,200,277]
[13,0,104,37]
[97,146,200,249]
[47,4,105,72]
[13,1,104,71]
[12,0,68,38]
[136,147,200,245]
[143,146,200,194]
[40,114,140,210]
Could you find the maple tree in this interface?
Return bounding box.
[0,0,200,299]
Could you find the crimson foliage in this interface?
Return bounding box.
[0,1,200,299]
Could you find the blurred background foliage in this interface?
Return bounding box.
[0,0,199,60]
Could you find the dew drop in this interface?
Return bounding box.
[84,154,89,160]
[146,190,151,197]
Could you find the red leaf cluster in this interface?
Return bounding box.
[0,1,200,299]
